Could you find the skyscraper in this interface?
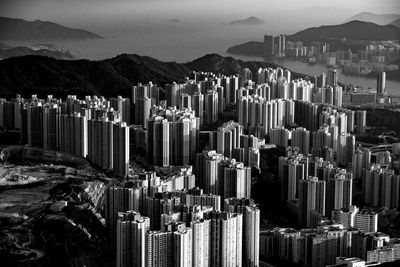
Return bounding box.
[215,121,242,158]
[263,35,275,57]
[208,211,243,267]
[337,133,355,167]
[204,90,218,125]
[277,34,286,57]
[191,219,211,267]
[352,147,371,181]
[88,117,113,170]
[146,193,178,230]
[326,171,353,217]
[106,186,132,244]
[147,107,199,166]
[225,198,260,267]
[191,92,204,125]
[223,160,252,199]
[59,112,88,157]
[333,86,343,107]
[298,177,326,227]
[195,150,224,196]
[291,127,310,155]
[377,71,386,96]
[0,99,4,129]
[42,103,60,151]
[166,82,179,108]
[147,116,170,167]
[173,118,191,165]
[241,68,253,84]
[27,103,43,148]
[269,127,290,147]
[145,231,173,267]
[173,227,193,267]
[116,211,149,267]
[216,86,225,114]
[327,70,338,87]
[355,110,367,134]
[317,73,327,88]
[363,166,400,209]
[110,96,131,124]
[279,156,305,203]
[135,97,152,129]
[113,122,130,177]
[3,98,23,130]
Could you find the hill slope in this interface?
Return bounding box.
[0,54,189,98]
[287,20,400,42]
[345,12,400,25]
[0,42,10,49]
[391,19,400,28]
[0,54,308,99]
[0,17,102,41]
[185,54,281,75]
[226,41,264,57]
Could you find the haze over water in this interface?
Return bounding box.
[2,0,400,94]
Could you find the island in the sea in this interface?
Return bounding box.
[227,16,266,25]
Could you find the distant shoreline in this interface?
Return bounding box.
[226,51,400,83]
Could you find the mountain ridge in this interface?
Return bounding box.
[227,20,400,56]
[287,20,400,42]
[0,17,102,41]
[345,12,400,25]
[0,53,307,99]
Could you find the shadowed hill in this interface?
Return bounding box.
[0,55,189,99]
[226,41,265,57]
[0,53,309,99]
[185,53,296,77]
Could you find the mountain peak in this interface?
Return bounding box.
[228,16,266,25]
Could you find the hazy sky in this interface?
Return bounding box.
[1,0,399,34]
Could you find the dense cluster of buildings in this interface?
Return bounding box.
[265,35,400,76]
[2,62,400,266]
[107,180,259,267]
[0,94,131,177]
[260,224,400,267]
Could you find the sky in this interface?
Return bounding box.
[0,0,399,35]
[1,0,399,24]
